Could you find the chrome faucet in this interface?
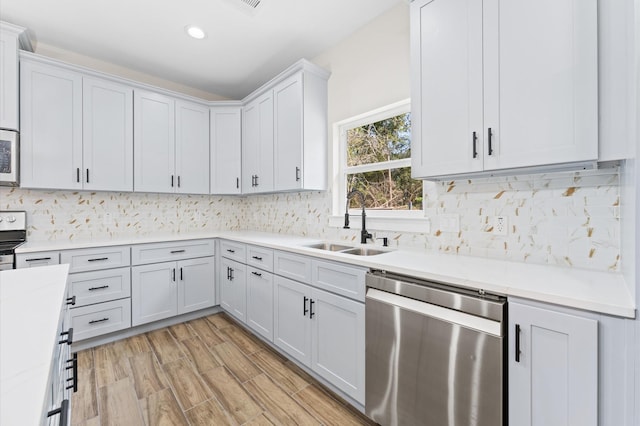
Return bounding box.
[344,190,373,244]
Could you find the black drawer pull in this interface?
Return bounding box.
[25,257,51,262]
[170,250,186,254]
[47,399,69,425]
[309,299,315,319]
[487,127,494,155]
[252,256,263,261]
[65,353,78,392]
[303,296,309,316]
[172,268,176,282]
[88,257,109,262]
[226,249,235,253]
[229,267,234,281]
[472,131,478,159]
[88,285,109,291]
[89,317,109,324]
[59,328,73,345]
[515,324,521,362]
[66,296,76,306]
[251,271,262,277]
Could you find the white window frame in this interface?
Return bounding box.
[330,99,431,232]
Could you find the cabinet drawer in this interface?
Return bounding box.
[15,251,60,268]
[132,239,215,265]
[68,267,131,307]
[274,251,311,283]
[246,245,274,272]
[220,240,246,263]
[69,298,131,341]
[61,246,130,273]
[312,260,367,302]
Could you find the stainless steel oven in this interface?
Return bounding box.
[366,270,507,426]
[0,211,26,270]
[0,129,19,186]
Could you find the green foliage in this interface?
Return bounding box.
[346,113,422,210]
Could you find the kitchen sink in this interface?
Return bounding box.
[305,242,354,251]
[341,247,388,256]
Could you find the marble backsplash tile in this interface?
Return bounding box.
[0,166,621,272]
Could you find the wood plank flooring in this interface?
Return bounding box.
[71,312,375,426]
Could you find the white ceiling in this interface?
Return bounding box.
[1,0,404,99]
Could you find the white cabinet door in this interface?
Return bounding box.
[82,77,133,191]
[246,267,274,341]
[131,262,177,326]
[219,257,246,323]
[274,74,303,191]
[210,106,242,194]
[177,256,215,315]
[410,0,484,178]
[175,100,210,194]
[134,90,175,193]
[0,23,22,130]
[20,59,83,189]
[310,288,365,404]
[410,0,597,178]
[509,301,598,426]
[482,0,597,171]
[273,275,311,365]
[242,91,274,193]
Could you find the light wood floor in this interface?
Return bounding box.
[71,312,375,426]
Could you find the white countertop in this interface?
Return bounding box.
[16,231,635,318]
[0,264,70,426]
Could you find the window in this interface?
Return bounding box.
[334,100,424,221]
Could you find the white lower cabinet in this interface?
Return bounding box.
[219,257,247,323]
[273,274,365,404]
[132,256,215,326]
[509,300,598,426]
[246,266,274,341]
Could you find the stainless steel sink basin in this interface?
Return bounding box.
[306,242,354,252]
[341,247,388,256]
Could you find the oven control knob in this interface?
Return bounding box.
[6,216,16,223]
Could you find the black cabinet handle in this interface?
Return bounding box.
[86,168,90,183]
[172,268,176,282]
[229,268,234,281]
[309,299,315,319]
[66,296,76,306]
[252,256,263,261]
[177,176,181,188]
[180,267,183,281]
[59,328,73,345]
[226,266,231,280]
[472,131,478,159]
[76,168,80,183]
[295,166,301,181]
[171,175,174,187]
[25,257,51,262]
[251,175,255,187]
[251,271,262,277]
[47,399,69,425]
[66,353,78,392]
[487,127,493,155]
[515,324,521,362]
[226,249,235,253]
[303,296,309,316]
[236,177,239,189]
[170,250,186,254]
[89,317,109,325]
[88,285,109,291]
[87,257,109,262]
[255,175,259,187]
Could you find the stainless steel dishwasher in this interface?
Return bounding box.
[365,270,506,426]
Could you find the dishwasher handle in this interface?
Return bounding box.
[366,288,503,337]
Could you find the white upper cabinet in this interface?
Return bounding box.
[273,68,328,192]
[175,100,210,194]
[210,106,242,194]
[21,55,134,191]
[0,22,27,131]
[134,91,209,194]
[83,77,133,191]
[411,0,598,179]
[134,90,176,193]
[242,90,274,193]
[20,58,83,189]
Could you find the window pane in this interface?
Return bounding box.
[346,113,411,166]
[347,167,423,210]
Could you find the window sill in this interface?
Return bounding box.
[329,215,431,233]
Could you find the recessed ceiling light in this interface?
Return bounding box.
[185,25,206,40]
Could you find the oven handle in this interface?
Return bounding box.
[366,288,502,337]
